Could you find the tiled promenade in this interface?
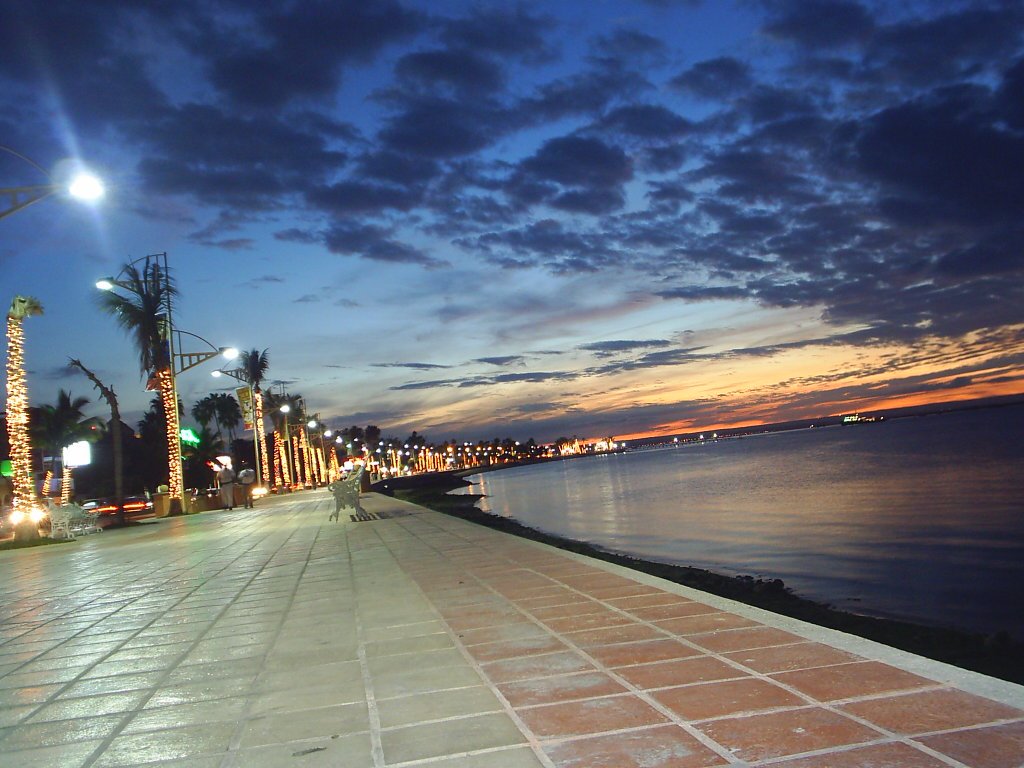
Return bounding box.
[1,492,1022,767]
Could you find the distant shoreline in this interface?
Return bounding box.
[377,469,1024,686]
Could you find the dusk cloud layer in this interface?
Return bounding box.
[1,0,1022,441]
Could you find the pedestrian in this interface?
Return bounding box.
[217,462,236,510]
[238,465,256,508]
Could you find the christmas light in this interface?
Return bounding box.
[254,391,270,485]
[5,306,39,514]
[156,369,184,501]
[60,466,72,505]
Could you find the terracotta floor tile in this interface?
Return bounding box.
[723,642,860,673]
[498,671,628,707]
[456,623,550,646]
[543,724,729,767]
[565,623,667,648]
[482,650,595,683]
[616,655,745,690]
[465,635,569,663]
[695,706,883,761]
[656,613,760,636]
[529,601,607,620]
[544,611,635,634]
[586,639,703,668]
[841,688,1023,735]
[916,721,1024,767]
[514,592,591,609]
[446,611,529,632]
[586,584,664,600]
[771,661,933,702]
[606,593,693,610]
[629,603,720,622]
[654,677,804,720]
[766,741,950,767]
[518,694,669,739]
[689,627,804,653]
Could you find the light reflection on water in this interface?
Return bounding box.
[463,405,1024,638]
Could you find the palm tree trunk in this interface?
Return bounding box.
[254,390,270,486]
[69,359,126,525]
[156,368,184,511]
[6,316,39,540]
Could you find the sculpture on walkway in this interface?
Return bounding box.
[328,465,364,521]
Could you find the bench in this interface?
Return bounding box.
[327,465,364,521]
[48,502,103,539]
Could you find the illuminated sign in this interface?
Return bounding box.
[180,428,201,447]
[62,441,92,468]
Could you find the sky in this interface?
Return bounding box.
[1,0,1023,444]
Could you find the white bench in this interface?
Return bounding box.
[48,503,103,539]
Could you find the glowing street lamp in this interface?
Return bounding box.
[1,146,104,220]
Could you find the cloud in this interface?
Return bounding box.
[474,356,525,366]
[373,362,452,370]
[670,57,753,98]
[323,223,449,267]
[762,0,875,48]
[578,339,672,357]
[201,1,424,108]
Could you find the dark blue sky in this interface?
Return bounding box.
[2,0,1023,442]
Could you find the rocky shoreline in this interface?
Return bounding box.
[379,471,1024,685]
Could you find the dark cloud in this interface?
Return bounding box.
[395,48,505,96]
[439,5,556,61]
[373,362,452,370]
[323,223,449,268]
[474,356,526,366]
[578,339,672,357]
[202,1,424,108]
[599,104,693,138]
[134,104,346,209]
[670,57,753,98]
[306,180,424,215]
[762,0,875,48]
[512,135,632,214]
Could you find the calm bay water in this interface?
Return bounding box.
[463,404,1024,638]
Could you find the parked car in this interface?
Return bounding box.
[82,496,155,522]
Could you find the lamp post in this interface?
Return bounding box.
[1,145,104,220]
[97,255,237,511]
[211,367,264,489]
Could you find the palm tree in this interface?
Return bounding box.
[69,358,127,524]
[30,389,104,501]
[191,395,219,432]
[97,260,185,510]
[212,393,241,445]
[239,348,270,485]
[6,295,43,535]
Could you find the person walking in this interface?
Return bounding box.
[217,463,236,510]
[238,465,256,508]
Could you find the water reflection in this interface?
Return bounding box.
[468,406,1024,637]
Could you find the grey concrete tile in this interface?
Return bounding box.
[427,747,547,767]
[380,712,527,764]
[372,664,485,699]
[122,695,251,733]
[248,682,367,716]
[238,702,370,748]
[377,686,503,729]
[0,737,103,767]
[92,722,235,767]
[365,632,455,658]
[0,683,67,706]
[26,689,150,723]
[228,731,372,767]
[257,660,363,692]
[145,677,255,708]
[0,712,124,749]
[60,671,164,697]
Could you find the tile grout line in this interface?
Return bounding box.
[350,524,387,768]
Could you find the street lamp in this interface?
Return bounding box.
[1,145,104,220]
[212,367,265,490]
[96,253,235,511]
